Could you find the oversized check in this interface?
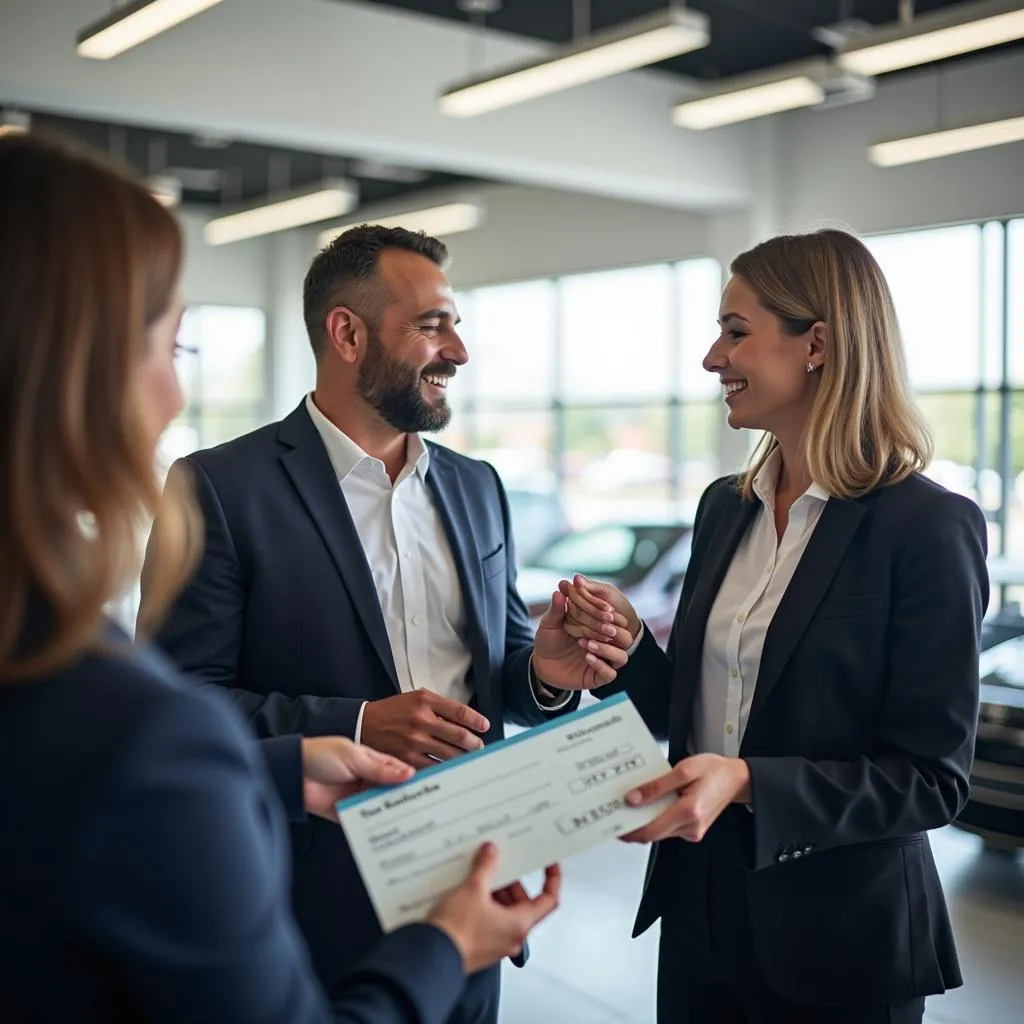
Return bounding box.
[336,693,673,932]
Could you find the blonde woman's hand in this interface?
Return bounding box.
[533,590,628,689]
[619,755,752,845]
[561,575,641,652]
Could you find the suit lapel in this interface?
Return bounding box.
[278,406,400,691]
[747,497,866,723]
[670,492,759,747]
[425,451,490,687]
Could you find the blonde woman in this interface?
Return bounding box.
[0,133,558,1023]
[556,230,987,1024]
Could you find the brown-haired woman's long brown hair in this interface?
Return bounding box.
[0,133,200,680]
[732,229,933,500]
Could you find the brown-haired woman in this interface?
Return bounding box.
[0,132,558,1023]
[551,229,987,1023]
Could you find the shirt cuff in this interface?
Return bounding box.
[626,623,645,656]
[529,654,574,711]
[354,700,368,745]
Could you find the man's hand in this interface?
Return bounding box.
[301,737,415,821]
[532,591,629,691]
[361,691,490,770]
[619,754,752,844]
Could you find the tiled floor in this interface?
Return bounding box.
[498,827,1024,1024]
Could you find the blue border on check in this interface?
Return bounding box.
[335,691,630,814]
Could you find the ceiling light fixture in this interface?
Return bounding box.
[868,114,1024,165]
[673,60,873,130]
[77,0,226,60]
[439,4,710,118]
[838,0,1024,76]
[205,179,359,246]
[0,109,31,137]
[319,200,485,248]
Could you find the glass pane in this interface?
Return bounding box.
[504,487,571,567]
[157,420,200,471]
[461,281,556,403]
[179,306,266,406]
[865,226,982,390]
[918,392,978,501]
[562,405,671,526]
[437,406,472,455]
[678,258,722,399]
[982,221,1005,389]
[173,342,200,409]
[980,390,1004,558]
[449,291,475,408]
[466,408,560,564]
[1011,220,1024,385]
[678,400,723,518]
[198,412,265,449]
[1007,391,1024,557]
[469,409,557,492]
[561,265,672,402]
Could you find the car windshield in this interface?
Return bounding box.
[529,525,685,588]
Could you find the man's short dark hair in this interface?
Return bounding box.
[303,224,449,359]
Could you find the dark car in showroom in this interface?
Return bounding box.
[515,521,693,648]
[953,633,1024,851]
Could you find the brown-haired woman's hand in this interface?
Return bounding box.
[428,844,561,974]
[561,575,641,651]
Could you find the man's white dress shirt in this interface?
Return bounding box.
[692,447,829,756]
[305,395,565,741]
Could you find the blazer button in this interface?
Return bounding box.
[791,850,803,859]
[803,846,813,855]
[777,852,789,863]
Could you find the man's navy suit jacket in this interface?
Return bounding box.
[147,401,579,996]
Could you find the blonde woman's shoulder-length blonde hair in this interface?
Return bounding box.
[0,132,200,681]
[733,228,932,501]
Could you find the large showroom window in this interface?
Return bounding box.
[448,257,725,544]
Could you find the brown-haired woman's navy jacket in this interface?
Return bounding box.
[608,471,988,1005]
[0,624,464,1023]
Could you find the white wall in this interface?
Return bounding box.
[177,211,271,308]
[265,229,320,421]
[444,185,712,289]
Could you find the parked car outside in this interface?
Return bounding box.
[516,522,693,648]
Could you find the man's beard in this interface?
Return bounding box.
[357,326,454,434]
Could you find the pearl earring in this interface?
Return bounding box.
[806,362,815,373]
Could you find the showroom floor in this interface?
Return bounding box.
[498,825,1024,1024]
